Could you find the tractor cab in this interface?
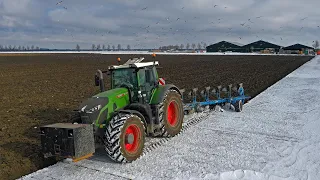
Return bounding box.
[106,57,160,104]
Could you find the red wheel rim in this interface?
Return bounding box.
[124,124,140,153]
[167,101,178,126]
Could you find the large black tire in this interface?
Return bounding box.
[234,100,243,112]
[158,89,184,137]
[104,113,145,163]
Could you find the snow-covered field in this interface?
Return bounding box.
[0,51,313,56]
[20,56,320,180]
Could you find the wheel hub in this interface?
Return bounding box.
[167,101,178,126]
[125,134,134,144]
[124,124,140,153]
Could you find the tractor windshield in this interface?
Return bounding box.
[112,68,138,89]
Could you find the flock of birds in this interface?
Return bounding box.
[54,1,318,48]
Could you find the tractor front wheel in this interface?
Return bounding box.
[104,113,145,163]
[158,89,184,137]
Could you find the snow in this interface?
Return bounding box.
[20,56,320,180]
[0,50,315,56]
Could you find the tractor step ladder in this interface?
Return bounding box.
[124,57,145,65]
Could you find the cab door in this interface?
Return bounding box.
[138,66,158,103]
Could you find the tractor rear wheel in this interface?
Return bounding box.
[158,89,184,137]
[104,113,145,163]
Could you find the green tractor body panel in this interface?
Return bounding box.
[95,88,130,127]
[78,88,130,129]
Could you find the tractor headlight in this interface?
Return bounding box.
[86,105,102,113]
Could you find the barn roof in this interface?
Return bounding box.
[242,40,281,49]
[207,41,242,48]
[283,44,314,50]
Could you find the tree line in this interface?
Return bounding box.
[0,45,40,51]
[159,43,207,50]
[75,44,131,51]
[75,42,208,51]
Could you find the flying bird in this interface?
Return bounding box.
[176,18,180,21]
[63,7,67,10]
[214,5,218,7]
[181,7,185,9]
[56,1,63,5]
[240,23,246,26]
[300,27,304,31]
[300,17,308,21]
[256,16,263,18]
[141,7,148,10]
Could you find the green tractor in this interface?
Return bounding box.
[69,57,184,162]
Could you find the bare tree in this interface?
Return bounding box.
[92,44,96,50]
[8,45,12,50]
[180,44,184,50]
[27,46,30,51]
[22,46,26,50]
[197,43,202,50]
[117,44,121,50]
[127,44,131,50]
[96,44,101,50]
[0,45,2,50]
[191,43,196,50]
[102,44,106,50]
[18,46,21,51]
[12,46,16,51]
[186,43,190,50]
[31,45,34,50]
[203,43,207,49]
[36,47,40,50]
[313,40,319,49]
[76,44,80,51]
[112,45,115,50]
[107,45,111,51]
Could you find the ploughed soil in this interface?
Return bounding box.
[0,53,312,179]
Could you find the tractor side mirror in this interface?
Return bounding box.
[95,75,100,86]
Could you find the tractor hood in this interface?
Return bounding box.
[77,88,129,125]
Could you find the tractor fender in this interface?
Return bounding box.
[114,109,147,129]
[150,84,182,105]
[124,103,152,125]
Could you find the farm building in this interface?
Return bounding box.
[241,40,282,53]
[283,44,314,55]
[206,41,244,52]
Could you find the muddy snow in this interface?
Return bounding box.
[21,56,320,180]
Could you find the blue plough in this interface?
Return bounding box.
[181,83,251,114]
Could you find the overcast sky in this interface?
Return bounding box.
[0,0,319,49]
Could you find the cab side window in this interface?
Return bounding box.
[145,68,156,85]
